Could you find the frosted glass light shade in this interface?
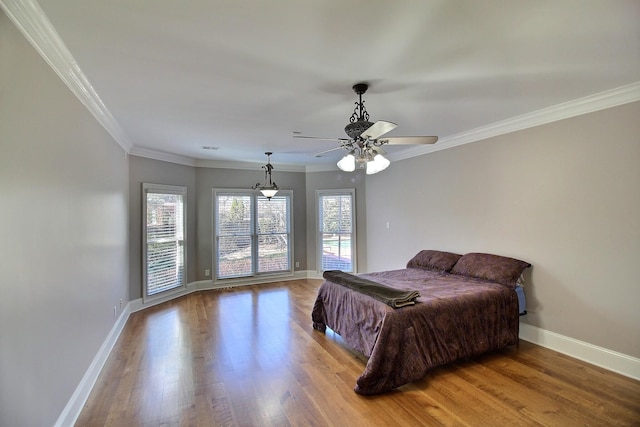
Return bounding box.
[260,188,278,199]
[366,154,390,174]
[337,154,356,172]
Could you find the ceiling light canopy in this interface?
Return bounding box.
[252,152,279,199]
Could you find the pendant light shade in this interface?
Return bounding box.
[260,188,278,198]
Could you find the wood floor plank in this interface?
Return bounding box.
[75,280,640,426]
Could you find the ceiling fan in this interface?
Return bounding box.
[294,82,438,174]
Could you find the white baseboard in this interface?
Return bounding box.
[519,322,640,381]
[129,281,199,313]
[54,304,131,427]
[130,270,317,313]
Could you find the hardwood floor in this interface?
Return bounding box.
[76,280,640,426]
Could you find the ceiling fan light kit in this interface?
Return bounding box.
[336,148,391,174]
[296,82,438,175]
[252,152,279,199]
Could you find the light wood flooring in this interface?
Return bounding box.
[76,279,640,426]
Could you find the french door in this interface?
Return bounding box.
[214,190,292,280]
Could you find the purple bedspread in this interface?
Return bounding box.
[311,268,519,394]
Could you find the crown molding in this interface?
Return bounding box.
[392,81,640,162]
[195,159,306,172]
[129,147,196,166]
[304,163,340,173]
[0,0,133,153]
[193,82,640,170]
[5,0,636,168]
[134,152,332,173]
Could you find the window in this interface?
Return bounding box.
[214,190,292,280]
[142,184,187,300]
[317,189,356,272]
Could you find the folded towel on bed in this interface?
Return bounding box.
[322,270,420,308]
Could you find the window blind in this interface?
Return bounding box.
[318,191,355,272]
[144,187,186,297]
[257,195,290,273]
[214,191,292,280]
[216,194,253,279]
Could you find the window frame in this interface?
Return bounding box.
[316,189,357,274]
[213,188,294,283]
[142,183,187,303]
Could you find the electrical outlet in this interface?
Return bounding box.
[205,269,210,277]
[119,299,123,309]
[295,261,300,268]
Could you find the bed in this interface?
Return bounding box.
[311,250,531,395]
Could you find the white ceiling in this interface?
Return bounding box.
[9,0,640,169]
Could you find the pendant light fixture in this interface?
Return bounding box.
[252,152,279,199]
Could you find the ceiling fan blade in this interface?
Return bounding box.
[361,120,397,139]
[293,135,349,142]
[379,136,438,145]
[310,147,344,157]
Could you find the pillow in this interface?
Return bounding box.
[406,250,462,272]
[450,253,531,286]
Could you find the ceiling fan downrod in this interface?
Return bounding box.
[349,83,370,123]
[345,83,373,139]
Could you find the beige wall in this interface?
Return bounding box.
[129,156,197,299]
[365,102,640,358]
[305,170,368,273]
[195,166,307,279]
[0,9,130,427]
[129,156,310,292]
[127,160,366,284]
